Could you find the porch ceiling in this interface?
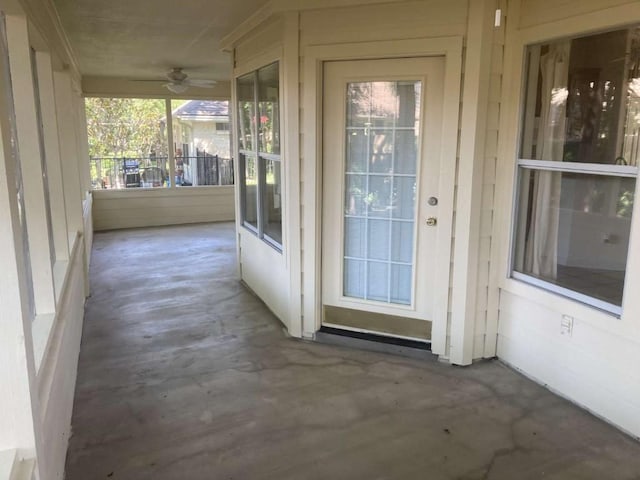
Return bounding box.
[52,0,270,82]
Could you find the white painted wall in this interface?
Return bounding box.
[493,0,640,439]
[92,186,235,231]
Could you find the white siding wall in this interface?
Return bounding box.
[92,187,235,231]
[495,0,640,438]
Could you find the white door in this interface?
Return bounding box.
[322,57,444,341]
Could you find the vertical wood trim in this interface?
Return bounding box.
[53,71,84,240]
[230,66,243,280]
[6,15,56,315]
[485,0,521,358]
[34,51,69,263]
[301,47,322,337]
[430,38,464,358]
[449,0,496,365]
[166,99,176,188]
[283,11,302,337]
[0,27,39,453]
[73,90,91,197]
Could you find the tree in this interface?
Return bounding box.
[85,98,168,159]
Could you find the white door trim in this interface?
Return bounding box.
[301,36,463,358]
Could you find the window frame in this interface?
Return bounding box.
[509,27,640,317]
[236,61,283,251]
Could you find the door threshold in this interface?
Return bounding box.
[316,326,435,361]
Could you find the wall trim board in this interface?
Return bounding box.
[449,0,496,365]
[282,12,303,338]
[301,36,464,355]
[92,185,235,200]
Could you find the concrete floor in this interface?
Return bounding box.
[66,222,640,480]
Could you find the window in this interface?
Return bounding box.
[86,98,233,189]
[216,122,230,132]
[237,62,282,249]
[512,27,640,314]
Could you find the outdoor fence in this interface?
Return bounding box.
[90,154,234,189]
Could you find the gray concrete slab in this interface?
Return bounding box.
[66,222,640,480]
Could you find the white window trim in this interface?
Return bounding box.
[236,61,283,251]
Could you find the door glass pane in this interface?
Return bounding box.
[343,80,420,305]
[390,264,412,304]
[344,259,365,298]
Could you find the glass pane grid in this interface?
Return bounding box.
[342,80,419,306]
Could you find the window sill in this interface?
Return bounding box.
[241,224,283,254]
[92,185,234,198]
[501,275,625,330]
[510,271,622,317]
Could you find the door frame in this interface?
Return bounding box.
[301,37,463,356]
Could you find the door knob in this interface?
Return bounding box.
[426,217,437,226]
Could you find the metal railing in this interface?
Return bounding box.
[90,156,234,189]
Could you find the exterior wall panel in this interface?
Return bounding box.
[92,187,235,231]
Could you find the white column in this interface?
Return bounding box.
[283,11,302,337]
[449,0,496,365]
[73,90,92,196]
[6,15,56,315]
[35,51,69,263]
[166,98,176,187]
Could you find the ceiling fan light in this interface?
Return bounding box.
[166,82,188,94]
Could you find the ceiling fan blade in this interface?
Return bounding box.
[185,79,217,87]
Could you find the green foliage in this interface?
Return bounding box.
[85,98,168,158]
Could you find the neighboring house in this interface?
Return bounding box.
[171,100,230,185]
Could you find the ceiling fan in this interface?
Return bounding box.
[135,68,217,94]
